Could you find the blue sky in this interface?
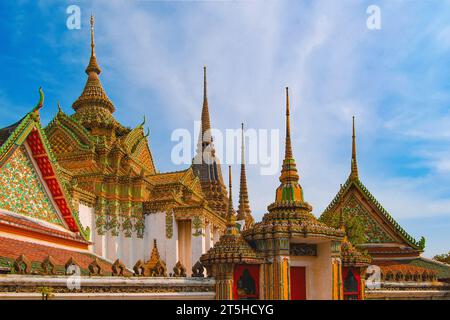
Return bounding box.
[0,0,449,257]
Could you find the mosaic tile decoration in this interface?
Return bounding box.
[0,146,63,226]
[344,195,394,243]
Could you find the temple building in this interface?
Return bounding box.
[43,16,227,273]
[203,88,351,300]
[319,117,450,299]
[0,91,116,277]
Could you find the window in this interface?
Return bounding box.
[343,269,360,300]
[234,265,259,300]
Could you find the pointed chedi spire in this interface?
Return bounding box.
[201,66,212,142]
[275,87,303,203]
[349,116,359,180]
[237,123,254,229]
[72,14,115,114]
[245,87,345,254]
[226,166,238,235]
[192,66,228,217]
[86,14,101,75]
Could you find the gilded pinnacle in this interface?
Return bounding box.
[350,116,359,180]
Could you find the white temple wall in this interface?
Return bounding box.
[144,212,178,267]
[78,203,94,240]
[118,233,133,267]
[289,242,333,300]
[132,233,143,266]
[191,224,206,270]
[177,220,192,274]
[106,231,119,262]
[164,213,179,273]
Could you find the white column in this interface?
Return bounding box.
[93,230,107,259]
[165,214,179,273]
[177,220,192,274]
[132,233,143,264]
[120,233,133,267]
[191,219,206,273]
[144,212,167,262]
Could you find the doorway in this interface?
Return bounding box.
[290,266,306,300]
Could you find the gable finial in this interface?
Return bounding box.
[350,116,359,180]
[140,115,146,127]
[33,87,44,111]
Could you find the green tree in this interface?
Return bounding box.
[433,251,450,264]
[320,208,367,245]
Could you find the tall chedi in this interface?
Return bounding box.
[192,67,229,217]
[237,123,254,229]
[243,87,343,300]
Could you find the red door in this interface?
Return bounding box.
[290,267,306,300]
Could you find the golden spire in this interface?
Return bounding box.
[85,14,101,75]
[226,165,238,234]
[275,87,303,202]
[350,116,359,180]
[285,87,293,159]
[201,66,212,137]
[241,122,245,165]
[237,123,253,227]
[72,14,115,114]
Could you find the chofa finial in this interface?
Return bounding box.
[33,87,44,111]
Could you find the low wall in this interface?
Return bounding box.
[366,281,450,300]
[0,275,216,300]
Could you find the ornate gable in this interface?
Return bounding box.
[45,108,93,155]
[0,145,63,226]
[321,178,423,251]
[0,89,88,238]
[131,136,156,174]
